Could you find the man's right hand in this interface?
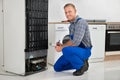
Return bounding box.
[55,45,63,52]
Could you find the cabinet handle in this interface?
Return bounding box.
[57,27,64,29]
[49,43,55,47]
[92,27,97,29]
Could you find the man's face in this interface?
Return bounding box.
[64,6,76,21]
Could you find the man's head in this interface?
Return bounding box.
[64,3,77,22]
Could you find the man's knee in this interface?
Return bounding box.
[62,46,72,56]
[53,64,62,72]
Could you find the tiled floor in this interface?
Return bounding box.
[0,60,120,80]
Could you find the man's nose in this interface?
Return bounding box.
[66,12,70,16]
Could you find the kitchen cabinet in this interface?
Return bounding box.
[48,23,69,65]
[48,23,106,65]
[89,24,106,62]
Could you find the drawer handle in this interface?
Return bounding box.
[93,27,97,29]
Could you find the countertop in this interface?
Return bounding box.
[48,22,120,25]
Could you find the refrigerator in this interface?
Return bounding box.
[3,0,48,75]
[0,0,4,69]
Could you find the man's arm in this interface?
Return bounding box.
[62,40,76,48]
[55,40,76,52]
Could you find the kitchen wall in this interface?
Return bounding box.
[48,0,120,22]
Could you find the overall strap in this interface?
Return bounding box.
[76,18,81,23]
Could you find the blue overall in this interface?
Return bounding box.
[54,17,92,72]
[54,46,92,72]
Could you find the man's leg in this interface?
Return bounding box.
[62,46,89,69]
[62,46,91,76]
[54,55,74,72]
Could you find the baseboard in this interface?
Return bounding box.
[105,54,120,61]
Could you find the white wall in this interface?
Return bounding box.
[48,0,120,22]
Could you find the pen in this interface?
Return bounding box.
[56,40,61,46]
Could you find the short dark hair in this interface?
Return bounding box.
[64,3,76,10]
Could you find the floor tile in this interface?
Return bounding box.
[0,60,120,80]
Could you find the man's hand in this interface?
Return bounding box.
[55,45,63,52]
[55,41,63,52]
[54,39,76,52]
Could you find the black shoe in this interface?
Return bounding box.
[84,59,89,71]
[73,66,85,76]
[73,60,89,76]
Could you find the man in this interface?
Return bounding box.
[54,3,92,76]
